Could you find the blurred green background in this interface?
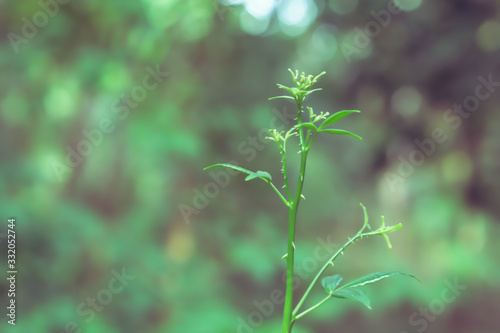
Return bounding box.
[1,0,500,332]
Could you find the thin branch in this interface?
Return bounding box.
[294,295,332,320]
[268,181,291,208]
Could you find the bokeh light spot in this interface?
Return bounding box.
[277,0,318,35]
[44,83,78,119]
[476,20,500,52]
[394,0,422,12]
[391,86,423,116]
[442,151,472,184]
[328,0,358,15]
[278,0,307,25]
[340,30,372,61]
[101,62,130,92]
[310,24,339,61]
[167,228,195,263]
[240,9,270,35]
[244,0,276,19]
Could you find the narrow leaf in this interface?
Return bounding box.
[203,163,252,175]
[338,271,420,291]
[305,88,322,95]
[321,275,343,294]
[333,289,371,309]
[269,96,295,101]
[360,203,371,231]
[319,110,360,129]
[245,170,272,182]
[204,164,273,183]
[295,122,318,131]
[319,129,362,140]
[277,84,295,95]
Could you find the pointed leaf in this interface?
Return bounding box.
[305,88,322,96]
[269,95,295,101]
[245,170,272,182]
[295,122,318,131]
[360,203,371,231]
[338,271,420,291]
[319,110,360,129]
[321,275,343,294]
[319,129,362,140]
[204,164,273,183]
[277,84,295,95]
[333,289,371,309]
[203,163,252,175]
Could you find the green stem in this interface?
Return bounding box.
[268,181,291,208]
[282,101,308,333]
[292,233,362,317]
[293,213,394,318]
[281,141,291,202]
[296,102,307,149]
[295,295,332,320]
[282,152,308,332]
[307,132,318,151]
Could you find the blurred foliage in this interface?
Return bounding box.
[1,0,500,332]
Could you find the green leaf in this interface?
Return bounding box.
[295,122,318,131]
[203,163,253,175]
[338,271,420,291]
[319,110,360,129]
[319,129,362,140]
[305,88,322,96]
[269,95,295,101]
[360,203,371,231]
[245,170,272,182]
[204,164,272,183]
[333,289,371,309]
[277,84,295,95]
[321,274,343,294]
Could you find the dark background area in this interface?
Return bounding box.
[1,0,500,332]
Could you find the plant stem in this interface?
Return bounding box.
[282,152,308,333]
[282,205,297,332]
[293,233,361,317]
[268,181,290,207]
[295,294,332,320]
[293,210,394,317]
[282,101,308,333]
[281,141,291,202]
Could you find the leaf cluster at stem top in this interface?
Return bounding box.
[269,69,326,106]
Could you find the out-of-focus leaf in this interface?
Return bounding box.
[338,271,420,291]
[269,95,295,100]
[245,170,272,182]
[319,110,360,129]
[333,289,372,309]
[203,164,272,182]
[321,274,343,294]
[319,129,362,140]
[295,122,318,131]
[203,163,253,175]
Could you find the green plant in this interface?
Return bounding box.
[204,70,419,332]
